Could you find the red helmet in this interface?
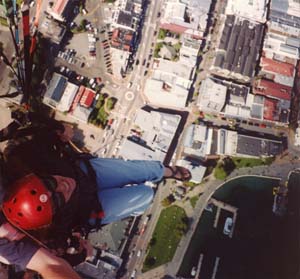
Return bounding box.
[2,174,53,230]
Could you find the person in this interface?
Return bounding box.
[0,118,191,277]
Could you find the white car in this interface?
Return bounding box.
[223,217,233,235]
[127,82,132,88]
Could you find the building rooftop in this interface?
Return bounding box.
[197,78,227,113]
[214,15,264,80]
[119,109,181,162]
[56,82,79,112]
[70,106,92,123]
[263,97,278,121]
[263,32,300,61]
[78,86,96,108]
[144,79,189,108]
[39,18,66,44]
[253,79,292,101]
[176,159,206,184]
[183,124,213,159]
[225,0,269,23]
[152,59,194,85]
[160,0,212,34]
[218,128,283,157]
[237,134,282,157]
[110,28,134,52]
[260,57,295,77]
[43,73,68,108]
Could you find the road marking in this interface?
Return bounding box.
[125,91,135,101]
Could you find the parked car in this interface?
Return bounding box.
[223,217,233,235]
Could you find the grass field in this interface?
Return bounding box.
[214,157,275,180]
[143,205,188,272]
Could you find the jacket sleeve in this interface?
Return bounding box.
[0,214,39,270]
[0,237,39,270]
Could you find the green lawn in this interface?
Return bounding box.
[214,157,274,180]
[143,206,188,272]
[214,162,228,180]
[232,157,274,168]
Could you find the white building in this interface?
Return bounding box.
[119,109,181,161]
[144,59,194,108]
[197,78,227,113]
[225,0,269,23]
[160,0,212,37]
[263,32,300,63]
[176,159,206,184]
[56,82,79,112]
[183,124,213,159]
[180,33,202,66]
[269,0,300,38]
[110,48,130,79]
[70,106,92,123]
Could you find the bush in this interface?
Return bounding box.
[214,162,228,180]
[158,29,167,40]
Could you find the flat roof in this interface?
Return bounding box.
[260,57,295,77]
[197,77,227,113]
[263,98,278,121]
[237,134,282,157]
[253,79,292,100]
[44,73,67,105]
[225,0,268,23]
[52,0,68,15]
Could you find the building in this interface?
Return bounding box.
[75,249,123,279]
[88,220,131,252]
[217,129,283,158]
[182,124,213,159]
[268,0,300,38]
[144,59,194,108]
[43,73,68,109]
[111,28,134,52]
[68,86,96,123]
[253,79,292,101]
[112,0,144,31]
[56,82,79,112]
[225,0,269,23]
[198,76,290,126]
[39,17,66,45]
[263,32,300,64]
[110,47,131,79]
[176,158,207,184]
[259,57,295,87]
[179,33,202,66]
[48,0,71,22]
[119,109,181,162]
[197,77,227,113]
[160,0,212,37]
[212,15,264,82]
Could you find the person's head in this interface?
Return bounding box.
[2,173,76,230]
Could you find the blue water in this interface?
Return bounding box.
[178,175,280,279]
